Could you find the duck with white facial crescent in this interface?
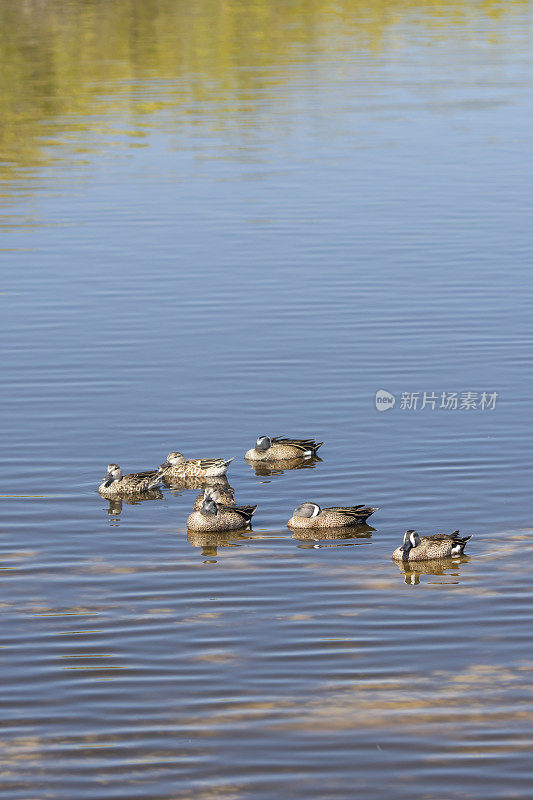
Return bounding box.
[392,529,472,561]
[245,436,323,462]
[288,501,378,529]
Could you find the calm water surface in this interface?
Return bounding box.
[1,1,533,797]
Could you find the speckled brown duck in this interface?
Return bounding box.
[245,436,323,462]
[98,464,163,498]
[193,485,236,510]
[287,502,378,529]
[159,451,234,480]
[187,498,257,532]
[392,529,472,562]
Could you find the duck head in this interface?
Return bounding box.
[400,529,420,557]
[200,498,218,516]
[159,451,186,469]
[255,436,271,452]
[103,463,121,487]
[293,502,321,518]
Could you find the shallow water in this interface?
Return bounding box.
[1,1,533,797]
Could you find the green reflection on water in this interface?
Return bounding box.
[0,0,528,184]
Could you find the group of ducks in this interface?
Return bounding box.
[98,436,472,562]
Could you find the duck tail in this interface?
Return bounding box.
[451,533,472,555]
[452,530,472,544]
[357,506,378,519]
[235,504,257,521]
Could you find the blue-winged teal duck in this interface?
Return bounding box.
[159,451,234,479]
[392,529,472,561]
[98,464,162,498]
[245,436,323,462]
[193,485,235,510]
[187,498,257,532]
[288,501,378,529]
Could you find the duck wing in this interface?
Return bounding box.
[427,530,470,543]
[324,505,377,518]
[230,504,257,521]
[127,470,158,481]
[271,437,323,452]
[327,504,367,512]
[190,458,230,469]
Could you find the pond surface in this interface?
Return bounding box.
[1,1,533,798]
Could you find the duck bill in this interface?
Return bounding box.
[159,461,170,470]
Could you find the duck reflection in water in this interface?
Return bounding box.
[247,455,322,478]
[292,522,375,547]
[105,489,164,514]
[394,556,470,586]
[165,473,232,495]
[187,529,253,558]
[106,498,122,522]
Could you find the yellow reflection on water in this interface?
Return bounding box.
[278,661,533,734]
[0,0,528,184]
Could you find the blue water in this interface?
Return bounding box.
[1,1,533,797]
